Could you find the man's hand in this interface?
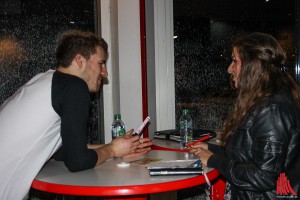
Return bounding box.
[123,137,153,158]
[110,129,139,157]
[94,129,153,165]
[111,129,153,158]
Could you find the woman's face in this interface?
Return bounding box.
[228,47,242,88]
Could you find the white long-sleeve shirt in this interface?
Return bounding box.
[0,70,62,200]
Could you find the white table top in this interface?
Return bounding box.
[32,150,220,197]
[153,138,182,149]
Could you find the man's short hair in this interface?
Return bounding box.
[56,30,108,68]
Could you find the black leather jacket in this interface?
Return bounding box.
[208,91,300,200]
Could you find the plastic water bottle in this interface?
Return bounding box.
[111,114,126,139]
[179,109,193,149]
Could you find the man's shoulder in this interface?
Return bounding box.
[51,71,90,114]
[53,71,88,91]
[52,71,89,104]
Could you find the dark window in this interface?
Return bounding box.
[173,0,296,131]
[0,0,102,145]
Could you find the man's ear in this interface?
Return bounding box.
[74,54,86,71]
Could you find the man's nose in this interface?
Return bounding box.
[101,66,108,77]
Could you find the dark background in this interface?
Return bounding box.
[0,0,102,144]
[173,0,296,131]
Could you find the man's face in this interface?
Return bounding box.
[81,46,108,93]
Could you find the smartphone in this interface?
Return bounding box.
[132,116,151,136]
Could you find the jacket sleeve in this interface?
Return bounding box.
[208,103,292,192]
[52,77,98,172]
[208,143,226,156]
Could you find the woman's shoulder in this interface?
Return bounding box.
[255,90,295,109]
[253,90,300,122]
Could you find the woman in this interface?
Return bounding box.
[188,32,300,199]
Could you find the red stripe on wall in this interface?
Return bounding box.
[139,0,148,138]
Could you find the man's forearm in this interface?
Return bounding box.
[93,144,114,166]
[87,144,105,149]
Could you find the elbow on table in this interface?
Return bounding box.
[64,160,93,172]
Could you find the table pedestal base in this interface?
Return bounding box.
[210,176,226,200]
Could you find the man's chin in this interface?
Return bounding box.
[89,86,100,93]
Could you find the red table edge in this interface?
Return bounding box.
[31,169,220,196]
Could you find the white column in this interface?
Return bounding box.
[101,0,175,141]
[102,0,143,142]
[101,0,120,143]
[118,0,143,131]
[153,0,175,130]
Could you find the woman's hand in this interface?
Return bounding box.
[187,142,213,166]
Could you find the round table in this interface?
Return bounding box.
[32,150,220,199]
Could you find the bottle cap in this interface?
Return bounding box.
[114,114,121,120]
[182,109,189,114]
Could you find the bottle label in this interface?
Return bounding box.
[112,125,126,139]
[117,126,126,136]
[179,120,193,149]
[179,121,192,130]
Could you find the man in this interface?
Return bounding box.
[0,30,152,200]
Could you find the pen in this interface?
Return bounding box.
[185,134,211,148]
[134,116,150,136]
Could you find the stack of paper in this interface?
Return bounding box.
[147,159,203,176]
